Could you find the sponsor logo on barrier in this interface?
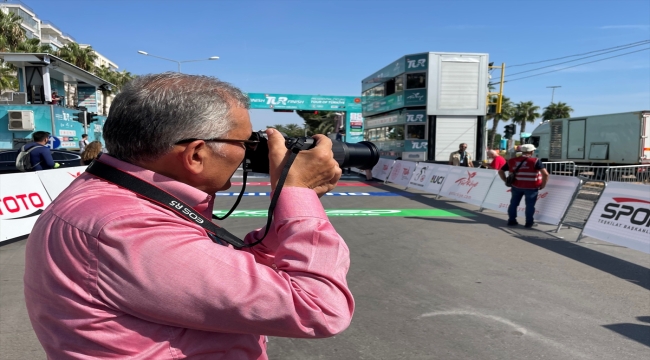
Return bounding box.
[0,192,46,218]
[430,175,445,184]
[69,171,82,178]
[598,197,650,232]
[383,164,389,171]
[454,171,479,193]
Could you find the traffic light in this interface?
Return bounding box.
[86,112,99,124]
[503,124,516,140]
[72,112,85,124]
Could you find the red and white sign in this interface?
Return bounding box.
[371,158,395,182]
[481,175,580,225]
[582,182,650,254]
[0,172,52,243]
[439,167,498,206]
[37,166,86,200]
[386,160,417,187]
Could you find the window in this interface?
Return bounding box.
[406,72,426,89]
[385,79,395,96]
[387,126,404,140]
[395,75,404,92]
[406,124,426,140]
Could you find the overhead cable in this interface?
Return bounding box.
[494,47,650,85]
[508,39,650,68]
[506,41,650,77]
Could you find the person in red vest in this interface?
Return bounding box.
[498,144,549,227]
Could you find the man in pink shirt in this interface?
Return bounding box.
[24,73,354,359]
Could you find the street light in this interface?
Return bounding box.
[546,85,561,104]
[137,51,219,73]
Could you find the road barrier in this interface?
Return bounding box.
[1,159,646,254]
[543,161,576,177]
[605,164,650,184]
[581,182,650,254]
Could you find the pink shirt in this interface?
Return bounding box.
[24,155,354,359]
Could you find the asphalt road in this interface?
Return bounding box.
[1,174,648,359]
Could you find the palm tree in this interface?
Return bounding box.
[542,102,574,120]
[512,101,541,134]
[0,65,18,91]
[94,65,117,114]
[15,38,53,53]
[0,11,26,51]
[56,43,98,72]
[487,96,514,149]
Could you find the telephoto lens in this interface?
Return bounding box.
[244,131,380,173]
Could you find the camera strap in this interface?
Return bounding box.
[85,160,247,248]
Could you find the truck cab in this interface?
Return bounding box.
[529,121,550,161]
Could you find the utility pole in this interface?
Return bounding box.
[547,86,561,104]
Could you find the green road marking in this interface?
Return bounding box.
[213,209,475,218]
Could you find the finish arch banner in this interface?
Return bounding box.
[582,182,650,254]
[37,166,87,200]
[481,175,580,225]
[438,167,497,206]
[422,164,453,195]
[0,172,52,243]
[386,160,417,187]
[372,158,395,181]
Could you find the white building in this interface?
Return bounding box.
[1,0,119,115]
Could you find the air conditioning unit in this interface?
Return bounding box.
[8,110,35,131]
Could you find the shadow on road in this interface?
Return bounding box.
[364,182,650,293]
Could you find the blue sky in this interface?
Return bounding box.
[25,0,650,135]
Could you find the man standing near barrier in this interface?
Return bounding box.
[449,143,474,167]
[23,73,353,359]
[498,144,549,227]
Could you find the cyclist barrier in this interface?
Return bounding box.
[581,182,650,254]
[1,160,646,255]
[606,165,650,184]
[367,159,646,253]
[0,166,87,243]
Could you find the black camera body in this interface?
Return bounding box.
[244,131,379,174]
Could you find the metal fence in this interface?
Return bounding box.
[543,161,576,176]
[606,165,650,184]
[556,179,607,232]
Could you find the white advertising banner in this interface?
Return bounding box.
[582,182,650,254]
[419,164,453,195]
[371,158,395,181]
[37,166,86,200]
[386,160,417,187]
[407,163,435,190]
[438,167,498,206]
[481,175,580,225]
[0,172,52,243]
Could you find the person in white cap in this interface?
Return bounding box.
[498,143,549,227]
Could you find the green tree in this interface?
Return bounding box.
[93,66,136,115]
[512,100,541,134]
[15,38,53,53]
[0,11,26,51]
[487,96,514,150]
[0,65,18,91]
[56,43,98,72]
[542,102,574,120]
[268,124,305,138]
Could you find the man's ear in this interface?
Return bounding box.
[179,140,208,175]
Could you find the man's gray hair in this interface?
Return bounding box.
[104,72,250,163]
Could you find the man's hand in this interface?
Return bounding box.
[266,128,341,197]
